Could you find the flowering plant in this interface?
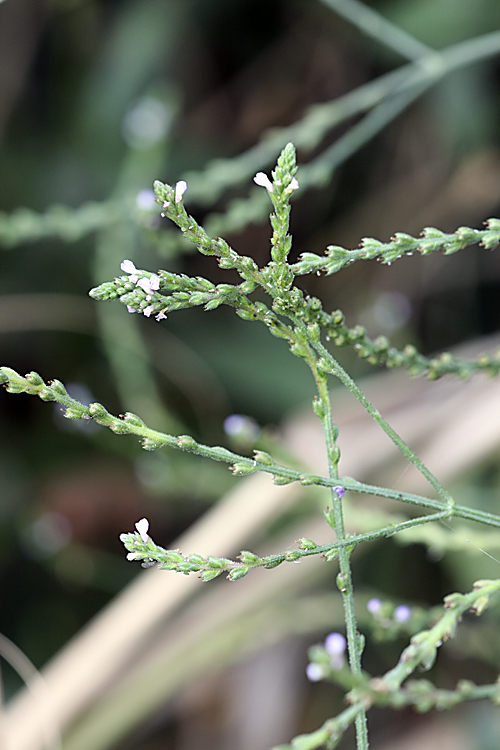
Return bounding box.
[3,141,500,750]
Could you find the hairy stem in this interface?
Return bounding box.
[310,360,369,748]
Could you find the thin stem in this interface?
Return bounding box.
[6,368,500,531]
[313,338,454,506]
[312,365,369,748]
[318,0,433,61]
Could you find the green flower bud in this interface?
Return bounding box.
[123,412,146,427]
[188,554,207,566]
[230,463,257,476]
[64,407,86,420]
[176,435,197,449]
[253,450,274,466]
[273,475,293,486]
[336,572,349,593]
[38,388,55,401]
[227,567,249,581]
[25,371,45,386]
[298,538,318,550]
[200,568,223,582]
[238,550,261,565]
[312,397,325,419]
[141,438,167,451]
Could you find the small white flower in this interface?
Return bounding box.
[155,310,168,321]
[143,305,155,317]
[135,518,149,543]
[137,275,159,294]
[253,172,273,192]
[175,180,187,203]
[126,551,143,561]
[285,177,299,194]
[121,259,137,274]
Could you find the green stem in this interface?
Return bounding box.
[5,368,500,532]
[312,365,369,748]
[313,339,454,506]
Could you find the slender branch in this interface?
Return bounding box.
[311,339,455,506]
[318,0,434,61]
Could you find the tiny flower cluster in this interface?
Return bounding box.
[159,180,187,213]
[306,631,347,682]
[253,171,299,194]
[120,260,168,321]
[366,598,423,641]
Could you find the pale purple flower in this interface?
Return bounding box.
[367,598,382,614]
[306,663,324,682]
[394,605,411,623]
[325,632,346,670]
[253,172,274,192]
[155,310,168,321]
[325,632,346,656]
[143,305,155,318]
[333,486,345,499]
[175,180,187,203]
[135,518,150,543]
[137,275,160,294]
[127,305,137,313]
[223,414,259,441]
[136,189,157,210]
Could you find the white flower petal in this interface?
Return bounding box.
[121,259,137,274]
[137,278,152,293]
[175,180,187,203]
[253,172,273,192]
[135,518,150,543]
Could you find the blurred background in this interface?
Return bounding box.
[2,0,500,748]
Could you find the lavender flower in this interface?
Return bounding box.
[137,275,160,294]
[306,663,324,682]
[367,598,382,614]
[394,605,411,623]
[325,632,347,670]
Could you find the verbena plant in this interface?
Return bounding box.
[3,142,500,750]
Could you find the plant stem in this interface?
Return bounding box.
[313,338,454,507]
[312,363,370,749]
